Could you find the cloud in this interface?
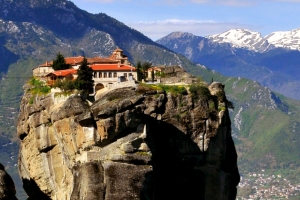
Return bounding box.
[127,19,252,40]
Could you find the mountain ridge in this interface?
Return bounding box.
[206,28,300,52]
[157,31,300,100]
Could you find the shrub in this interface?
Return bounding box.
[136,84,187,96]
[28,77,51,95]
[189,84,211,100]
[53,79,76,92]
[159,85,187,95]
[227,100,234,110]
[215,91,226,102]
[209,101,216,111]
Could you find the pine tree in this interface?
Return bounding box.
[151,66,155,82]
[52,52,70,70]
[136,61,142,81]
[75,57,94,97]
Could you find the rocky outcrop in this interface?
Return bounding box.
[0,163,18,200]
[160,65,197,84]
[17,82,239,199]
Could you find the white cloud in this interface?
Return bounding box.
[127,19,252,40]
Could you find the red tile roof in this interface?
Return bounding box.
[64,57,84,65]
[87,57,118,64]
[90,64,136,71]
[47,69,77,77]
[34,61,53,68]
[64,57,119,65]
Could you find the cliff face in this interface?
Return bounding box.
[0,163,17,200]
[17,82,239,200]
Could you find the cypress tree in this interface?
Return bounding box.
[75,57,94,97]
[151,66,155,82]
[136,61,142,81]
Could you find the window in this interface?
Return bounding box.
[104,72,107,78]
[114,72,117,78]
[124,73,127,78]
[94,72,97,78]
[99,72,102,78]
[109,72,112,78]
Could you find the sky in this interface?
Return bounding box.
[70,0,300,41]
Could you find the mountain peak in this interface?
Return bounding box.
[207,29,271,52]
[157,32,195,41]
[264,28,300,50]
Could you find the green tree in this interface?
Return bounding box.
[151,66,155,82]
[52,52,70,70]
[141,61,152,80]
[136,61,142,81]
[75,57,94,97]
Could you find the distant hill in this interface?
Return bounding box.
[157,31,300,100]
[223,77,300,172]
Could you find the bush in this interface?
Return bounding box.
[53,79,76,92]
[159,85,187,95]
[189,84,211,100]
[215,91,226,102]
[28,77,51,95]
[227,100,234,109]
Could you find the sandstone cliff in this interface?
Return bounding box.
[17,82,239,200]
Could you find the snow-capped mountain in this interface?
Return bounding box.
[207,29,272,52]
[157,30,300,100]
[207,28,300,52]
[265,28,300,50]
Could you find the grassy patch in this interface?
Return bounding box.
[27,77,51,95]
[137,83,187,96]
